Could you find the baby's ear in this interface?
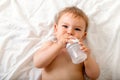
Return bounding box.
[53,23,57,32]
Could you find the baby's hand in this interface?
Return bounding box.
[79,41,91,57]
[57,34,70,48]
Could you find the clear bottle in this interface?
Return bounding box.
[66,39,87,64]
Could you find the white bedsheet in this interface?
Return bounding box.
[0,0,120,80]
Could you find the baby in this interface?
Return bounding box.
[33,6,100,80]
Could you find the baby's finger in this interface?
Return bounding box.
[80,46,85,50]
[79,42,84,46]
[82,48,88,52]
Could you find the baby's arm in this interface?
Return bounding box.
[84,55,100,80]
[33,34,70,68]
[33,41,63,68]
[79,42,100,80]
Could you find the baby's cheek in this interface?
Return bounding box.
[76,35,82,39]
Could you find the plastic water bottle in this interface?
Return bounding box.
[66,39,87,64]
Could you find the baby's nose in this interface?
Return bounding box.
[67,29,74,35]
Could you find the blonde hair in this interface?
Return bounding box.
[55,6,89,32]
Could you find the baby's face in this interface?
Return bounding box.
[54,13,86,41]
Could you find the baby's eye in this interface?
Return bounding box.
[75,28,81,31]
[62,25,68,28]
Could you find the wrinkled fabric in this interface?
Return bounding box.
[0,0,120,80]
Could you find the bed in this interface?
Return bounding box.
[0,0,120,80]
